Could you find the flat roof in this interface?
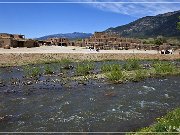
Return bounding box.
[0,33,24,36]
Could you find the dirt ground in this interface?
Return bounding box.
[0,46,179,66]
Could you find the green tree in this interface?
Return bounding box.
[177,16,180,30]
[154,38,163,45]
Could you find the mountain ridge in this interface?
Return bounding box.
[105,10,180,38]
[37,32,92,40]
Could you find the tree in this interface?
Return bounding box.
[154,39,163,45]
[177,16,180,30]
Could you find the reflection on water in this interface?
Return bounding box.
[0,76,180,132]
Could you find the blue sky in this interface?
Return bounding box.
[0,0,180,38]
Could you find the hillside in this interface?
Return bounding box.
[105,10,180,38]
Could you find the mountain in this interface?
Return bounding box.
[105,10,180,38]
[37,32,92,40]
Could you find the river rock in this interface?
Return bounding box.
[0,81,5,87]
[63,65,74,70]
[23,81,33,85]
[105,92,117,97]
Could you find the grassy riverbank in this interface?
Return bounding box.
[9,58,180,85]
[128,108,180,134]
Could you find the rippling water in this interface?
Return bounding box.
[0,76,179,132]
[0,61,180,132]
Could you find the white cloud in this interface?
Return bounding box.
[74,0,180,17]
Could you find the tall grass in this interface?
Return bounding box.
[131,108,180,134]
[101,64,121,73]
[123,58,141,71]
[59,59,73,70]
[44,65,54,75]
[76,61,94,76]
[106,64,126,83]
[59,59,71,65]
[23,65,41,78]
[153,62,177,75]
[101,64,112,72]
[132,69,147,82]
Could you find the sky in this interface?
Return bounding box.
[0,0,180,38]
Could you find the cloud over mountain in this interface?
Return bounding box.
[75,0,180,17]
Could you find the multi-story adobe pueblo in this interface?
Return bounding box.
[46,38,70,46]
[80,32,173,51]
[76,32,143,50]
[0,33,39,48]
[0,32,176,51]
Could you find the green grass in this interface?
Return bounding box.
[44,65,54,75]
[23,65,41,78]
[20,59,180,83]
[105,64,126,83]
[106,70,126,83]
[129,108,180,135]
[31,67,41,78]
[153,62,177,76]
[59,59,72,64]
[132,69,148,82]
[101,64,122,73]
[101,64,112,72]
[76,61,94,76]
[123,58,142,71]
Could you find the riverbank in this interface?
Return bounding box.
[0,46,179,67]
[130,108,180,134]
[0,59,180,132]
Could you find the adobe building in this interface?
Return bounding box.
[81,32,142,50]
[46,37,70,46]
[0,33,38,48]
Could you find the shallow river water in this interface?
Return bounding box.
[0,62,180,132]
